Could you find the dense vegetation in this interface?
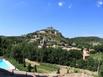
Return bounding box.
[0,37,100,72]
[1,28,103,77]
[8,43,98,71]
[70,37,103,48]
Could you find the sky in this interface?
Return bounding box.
[0,0,103,38]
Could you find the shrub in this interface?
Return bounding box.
[86,57,98,71]
[33,65,37,72]
[74,69,79,73]
[57,68,60,74]
[98,64,103,77]
[27,64,32,72]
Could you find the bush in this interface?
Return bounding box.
[94,45,103,53]
[0,50,3,56]
[90,50,97,54]
[67,69,69,73]
[98,64,103,77]
[76,59,86,69]
[74,69,79,73]
[57,68,60,74]
[86,57,98,71]
[33,65,37,72]
[27,64,32,72]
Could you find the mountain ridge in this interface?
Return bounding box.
[0,27,103,48]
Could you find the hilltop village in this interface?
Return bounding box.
[0,27,103,77]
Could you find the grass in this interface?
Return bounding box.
[7,57,97,77]
[7,57,59,73]
[7,57,28,71]
[37,63,59,73]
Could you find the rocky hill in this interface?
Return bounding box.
[1,27,103,49]
[24,27,70,48]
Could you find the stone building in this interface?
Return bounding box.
[83,48,90,60]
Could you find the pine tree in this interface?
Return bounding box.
[34,65,37,72]
[57,68,60,74]
[67,69,69,74]
[27,64,32,72]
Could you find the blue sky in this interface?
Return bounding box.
[0,0,103,37]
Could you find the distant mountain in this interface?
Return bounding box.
[70,37,103,47]
[1,27,103,48]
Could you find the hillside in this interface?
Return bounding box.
[24,27,70,48]
[1,27,103,77]
[1,27,103,49]
[24,27,103,49]
[70,37,103,48]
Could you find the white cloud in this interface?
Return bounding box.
[68,4,72,8]
[58,2,64,7]
[97,0,103,7]
[98,1,103,4]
